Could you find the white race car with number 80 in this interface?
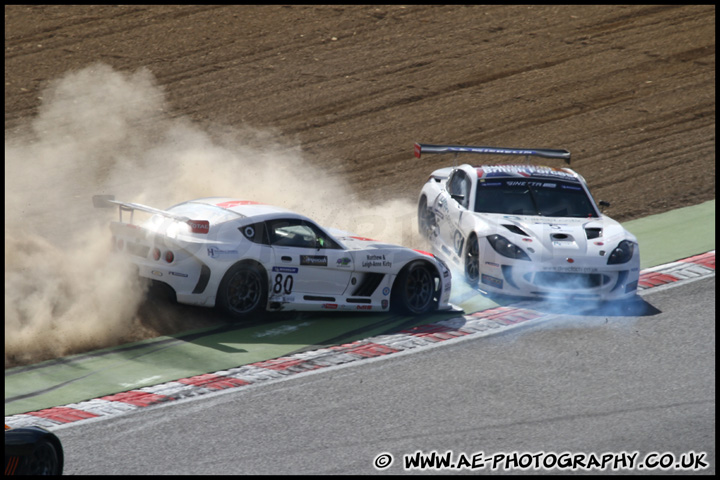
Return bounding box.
[94,195,453,320]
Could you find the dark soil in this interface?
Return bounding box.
[5,5,715,221]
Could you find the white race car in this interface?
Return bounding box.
[93,196,453,319]
[415,143,640,301]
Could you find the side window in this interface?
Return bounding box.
[266,219,342,249]
[447,171,458,196]
[448,170,470,208]
[239,222,270,245]
[461,174,471,208]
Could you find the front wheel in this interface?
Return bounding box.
[217,262,267,320]
[465,235,480,286]
[24,438,62,475]
[392,261,437,315]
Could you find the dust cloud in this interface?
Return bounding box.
[4,63,421,368]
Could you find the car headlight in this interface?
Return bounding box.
[486,234,531,261]
[607,240,635,265]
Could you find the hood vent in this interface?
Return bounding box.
[585,227,602,239]
[502,224,530,236]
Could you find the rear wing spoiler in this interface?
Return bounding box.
[92,195,209,234]
[414,143,571,165]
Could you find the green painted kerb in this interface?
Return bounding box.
[625,200,714,269]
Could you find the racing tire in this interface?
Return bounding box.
[417,196,436,239]
[392,261,437,315]
[217,262,268,321]
[24,438,62,475]
[465,235,480,287]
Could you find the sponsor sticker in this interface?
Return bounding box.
[301,255,328,266]
[215,200,261,208]
[272,266,299,273]
[543,266,599,273]
[362,254,392,268]
[187,220,210,234]
[207,247,239,258]
[481,273,503,289]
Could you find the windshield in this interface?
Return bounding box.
[474,178,598,218]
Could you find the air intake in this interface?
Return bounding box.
[502,224,529,236]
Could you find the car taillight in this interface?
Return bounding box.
[152,248,161,261]
[165,251,174,263]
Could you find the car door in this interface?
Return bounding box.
[266,218,352,296]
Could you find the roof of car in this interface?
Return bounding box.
[184,197,305,219]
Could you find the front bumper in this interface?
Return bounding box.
[479,257,640,301]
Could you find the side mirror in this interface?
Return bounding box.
[598,200,610,212]
[451,194,465,205]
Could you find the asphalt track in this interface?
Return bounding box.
[42,263,719,475]
[4,200,714,418]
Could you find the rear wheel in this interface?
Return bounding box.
[465,235,480,286]
[218,262,267,320]
[392,261,437,315]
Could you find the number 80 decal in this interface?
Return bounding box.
[273,273,294,294]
